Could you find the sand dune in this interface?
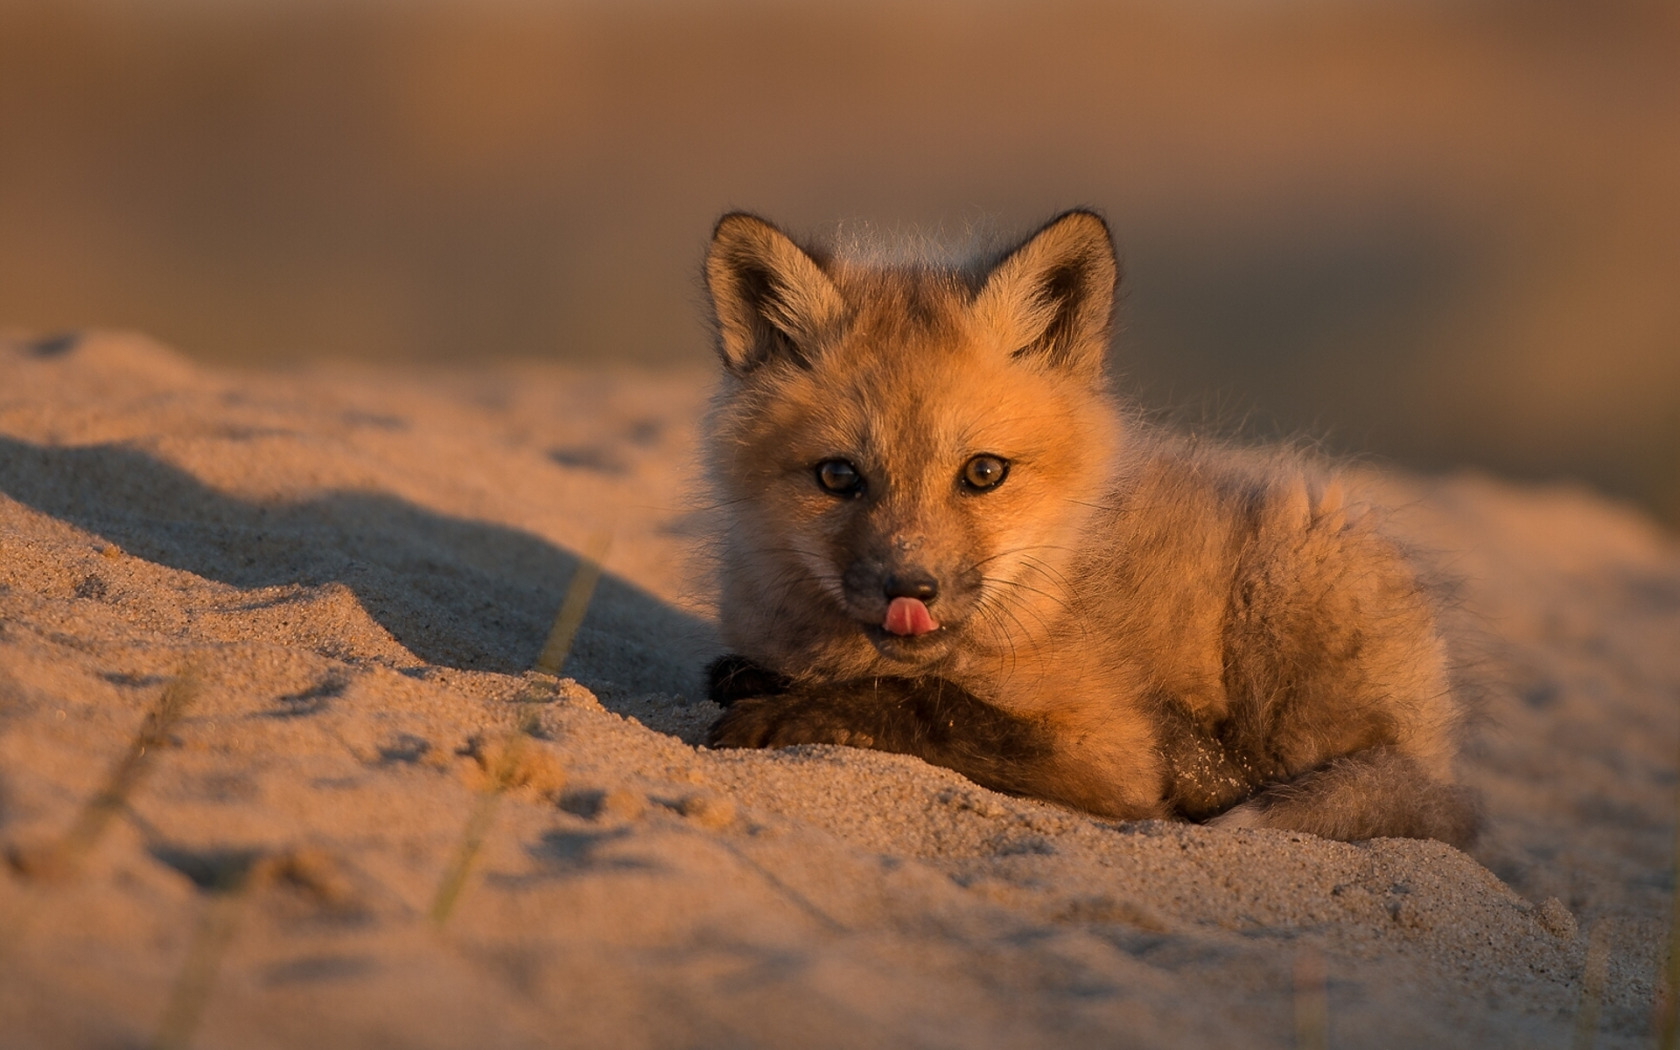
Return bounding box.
[1,332,1675,1048]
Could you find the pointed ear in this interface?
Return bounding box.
[705,212,846,375]
[972,210,1118,379]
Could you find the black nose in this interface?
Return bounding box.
[883,572,938,603]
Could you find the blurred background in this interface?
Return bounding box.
[2,0,1676,522]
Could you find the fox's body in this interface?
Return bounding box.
[702,210,1477,846]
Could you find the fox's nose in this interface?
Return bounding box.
[883,572,939,604]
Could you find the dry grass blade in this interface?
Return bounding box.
[69,668,199,846]
[149,894,245,1050]
[1295,944,1328,1050]
[533,531,612,677]
[429,532,610,925]
[1573,922,1610,1050]
[148,856,267,1050]
[7,666,200,882]
[427,786,505,926]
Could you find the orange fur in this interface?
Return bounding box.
[702,210,1476,846]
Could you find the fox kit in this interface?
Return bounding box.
[701,209,1477,847]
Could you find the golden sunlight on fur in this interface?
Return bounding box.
[703,211,1477,847]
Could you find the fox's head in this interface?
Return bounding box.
[704,211,1122,678]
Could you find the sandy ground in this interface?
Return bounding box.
[0,331,1676,1049]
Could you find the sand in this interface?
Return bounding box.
[1,330,1675,1049]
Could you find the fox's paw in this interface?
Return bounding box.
[706,693,877,750]
[706,655,792,708]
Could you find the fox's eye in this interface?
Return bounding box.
[815,459,864,496]
[961,454,1009,492]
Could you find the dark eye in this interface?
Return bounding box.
[815,459,864,496]
[961,454,1009,492]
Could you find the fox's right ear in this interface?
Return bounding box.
[705,213,845,375]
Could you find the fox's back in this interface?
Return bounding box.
[1070,439,1458,779]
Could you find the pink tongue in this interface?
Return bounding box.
[883,596,939,637]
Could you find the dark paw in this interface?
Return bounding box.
[706,654,791,708]
[706,693,876,750]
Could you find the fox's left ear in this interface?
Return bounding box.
[973,210,1118,380]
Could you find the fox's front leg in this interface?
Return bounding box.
[706,654,792,707]
[706,657,1052,793]
[703,656,1160,820]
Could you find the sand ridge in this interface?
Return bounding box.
[0,331,1676,1048]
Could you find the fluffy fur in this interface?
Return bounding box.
[701,209,1477,847]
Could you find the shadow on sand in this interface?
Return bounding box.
[0,435,717,704]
